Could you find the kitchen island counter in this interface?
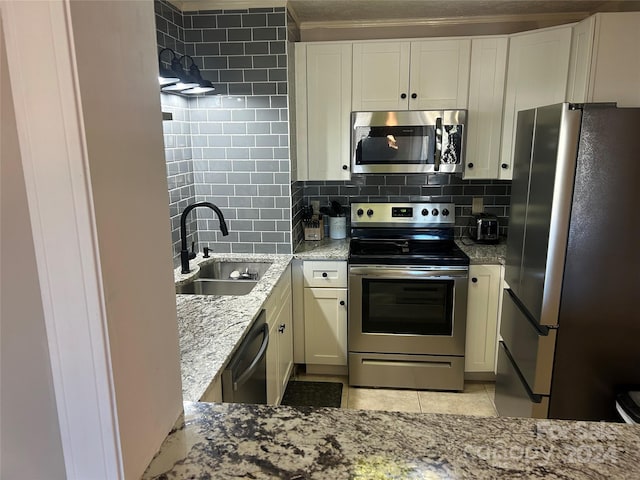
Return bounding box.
[143,401,639,479]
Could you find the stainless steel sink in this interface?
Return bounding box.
[176,279,257,296]
[197,261,271,280]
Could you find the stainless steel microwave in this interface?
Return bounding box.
[351,110,467,174]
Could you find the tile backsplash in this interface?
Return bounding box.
[156,1,511,263]
[296,175,511,248]
[156,1,292,264]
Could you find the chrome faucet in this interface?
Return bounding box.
[180,202,229,274]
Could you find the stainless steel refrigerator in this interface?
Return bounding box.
[495,102,640,421]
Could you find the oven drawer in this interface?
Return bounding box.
[495,342,549,418]
[303,261,347,288]
[500,289,556,395]
[349,352,464,391]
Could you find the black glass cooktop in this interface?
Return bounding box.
[349,238,469,267]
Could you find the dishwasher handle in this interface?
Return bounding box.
[233,323,269,392]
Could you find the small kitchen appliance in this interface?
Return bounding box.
[348,202,469,391]
[351,110,466,174]
[471,213,499,243]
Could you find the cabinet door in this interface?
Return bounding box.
[409,39,471,110]
[464,37,508,179]
[276,285,293,398]
[588,12,640,107]
[352,42,411,111]
[304,287,347,366]
[465,265,502,373]
[304,43,352,180]
[266,319,280,405]
[566,16,596,103]
[499,26,572,180]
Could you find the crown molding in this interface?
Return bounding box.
[298,11,588,31]
[170,0,286,12]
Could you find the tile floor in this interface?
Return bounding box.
[291,372,497,417]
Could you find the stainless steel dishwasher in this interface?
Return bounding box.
[222,310,268,404]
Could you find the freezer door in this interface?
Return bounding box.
[515,104,581,326]
[499,289,557,395]
[495,342,549,418]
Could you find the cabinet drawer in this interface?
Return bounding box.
[302,261,347,288]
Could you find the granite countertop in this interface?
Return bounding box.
[292,236,505,265]
[293,237,350,260]
[174,253,292,402]
[143,401,640,479]
[456,238,507,265]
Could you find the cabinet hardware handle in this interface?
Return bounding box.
[467,163,474,168]
[472,277,478,283]
[400,93,407,99]
[342,165,348,170]
[501,163,508,169]
[411,93,417,99]
[322,272,328,278]
[278,324,285,333]
[340,300,345,306]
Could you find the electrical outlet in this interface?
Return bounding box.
[472,197,484,214]
[310,200,320,213]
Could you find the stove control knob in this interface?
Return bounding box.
[421,208,429,216]
[357,208,364,216]
[367,209,374,217]
[442,208,450,216]
[432,208,439,216]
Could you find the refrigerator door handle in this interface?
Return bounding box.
[505,288,551,336]
[501,341,545,404]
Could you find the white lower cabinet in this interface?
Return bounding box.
[265,265,293,405]
[303,287,348,366]
[465,264,504,374]
[302,261,348,367]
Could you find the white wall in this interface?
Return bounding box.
[68,2,184,476]
[0,18,67,480]
[1,1,183,478]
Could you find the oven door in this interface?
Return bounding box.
[348,265,468,356]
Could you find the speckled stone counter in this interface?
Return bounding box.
[175,253,292,402]
[143,402,640,479]
[294,237,350,260]
[456,239,507,265]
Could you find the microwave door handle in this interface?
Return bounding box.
[434,117,442,172]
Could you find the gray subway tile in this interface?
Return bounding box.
[231,243,255,254]
[271,122,288,134]
[244,69,268,82]
[217,14,242,28]
[223,123,247,134]
[249,147,274,159]
[245,41,269,54]
[242,13,267,27]
[255,135,279,147]
[228,197,252,208]
[229,84,253,95]
[270,96,287,108]
[235,184,258,196]
[222,96,246,108]
[232,160,256,170]
[256,161,280,172]
[228,28,252,41]
[227,172,251,183]
[255,109,279,121]
[253,220,276,231]
[267,12,286,26]
[220,69,244,82]
[252,196,275,208]
[252,172,275,185]
[191,14,217,29]
[253,55,277,68]
[247,97,270,108]
[203,56,228,69]
[228,55,253,68]
[237,209,260,220]
[247,122,271,134]
[208,159,233,170]
[231,135,256,147]
[226,148,250,159]
[220,42,245,55]
[269,41,285,54]
[253,27,277,41]
[254,243,277,254]
[239,232,262,242]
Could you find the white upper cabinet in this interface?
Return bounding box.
[295,42,352,181]
[352,42,411,111]
[464,36,508,180]
[352,39,471,111]
[499,25,572,180]
[567,13,640,107]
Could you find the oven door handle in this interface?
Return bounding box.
[349,266,468,279]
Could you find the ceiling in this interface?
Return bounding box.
[174,0,640,40]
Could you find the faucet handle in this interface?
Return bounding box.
[188,241,197,260]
